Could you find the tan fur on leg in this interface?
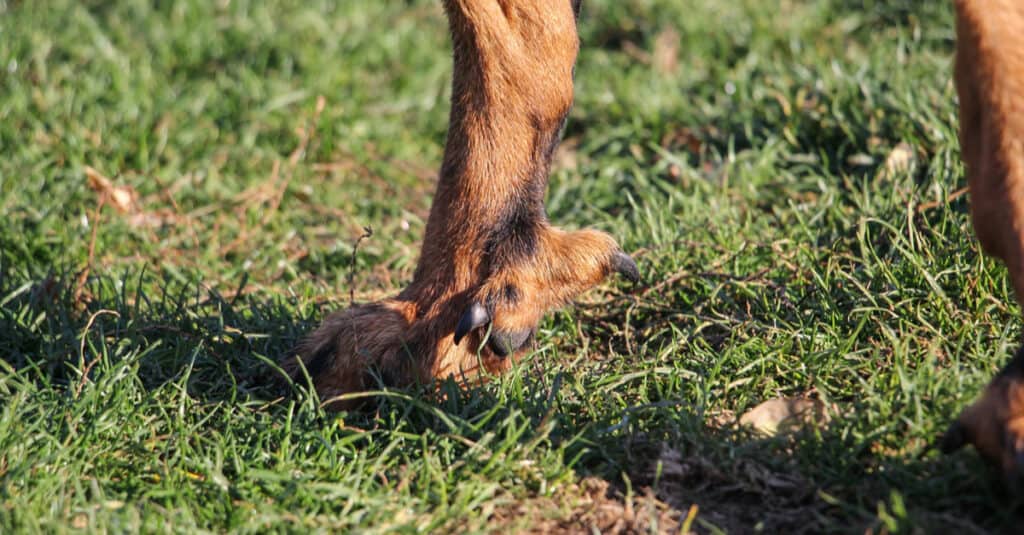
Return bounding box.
[283,0,635,408]
[943,0,1024,483]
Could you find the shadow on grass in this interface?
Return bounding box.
[374,365,1024,533]
[559,280,1024,531]
[0,268,309,404]
[581,419,1024,533]
[3,268,1021,533]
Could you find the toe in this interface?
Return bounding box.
[942,349,1024,488]
[610,250,640,283]
[488,327,534,357]
[452,297,537,357]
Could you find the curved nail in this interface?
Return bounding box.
[611,250,640,283]
[454,301,490,345]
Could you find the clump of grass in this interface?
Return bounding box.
[1,0,1020,532]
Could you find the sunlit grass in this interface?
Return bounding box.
[1,0,1018,532]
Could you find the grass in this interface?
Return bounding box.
[1,0,1021,532]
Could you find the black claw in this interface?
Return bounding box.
[454,302,489,345]
[488,328,534,358]
[939,420,968,454]
[611,250,640,283]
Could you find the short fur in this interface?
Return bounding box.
[284,0,635,410]
[286,0,1024,483]
[941,0,1024,481]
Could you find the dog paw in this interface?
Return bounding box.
[941,347,1024,486]
[282,300,420,411]
[453,226,638,358]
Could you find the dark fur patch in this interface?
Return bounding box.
[532,112,570,168]
[998,344,1024,379]
[484,194,542,266]
[503,283,520,305]
[483,111,572,269]
[303,342,335,379]
[364,364,397,389]
[940,420,970,453]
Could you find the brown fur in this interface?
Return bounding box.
[942,0,1024,481]
[284,0,635,410]
[287,0,1024,484]
[943,355,1024,477]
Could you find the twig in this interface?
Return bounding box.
[75,309,121,397]
[916,186,969,213]
[349,226,374,306]
[74,195,106,308]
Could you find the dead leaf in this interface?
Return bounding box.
[846,153,874,167]
[882,142,917,178]
[85,166,139,213]
[739,397,829,436]
[653,27,680,75]
[660,127,703,154]
[127,211,173,229]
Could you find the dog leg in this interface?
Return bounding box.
[284,0,634,409]
[941,0,1024,483]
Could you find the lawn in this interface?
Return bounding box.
[0,0,1020,532]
